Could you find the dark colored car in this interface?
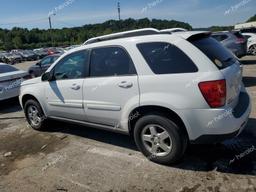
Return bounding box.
[211,31,247,58]
[18,50,38,61]
[240,27,256,34]
[33,49,49,59]
[28,54,60,77]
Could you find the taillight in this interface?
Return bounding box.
[236,38,245,44]
[198,79,226,108]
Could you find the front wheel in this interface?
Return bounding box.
[24,99,47,130]
[134,114,187,165]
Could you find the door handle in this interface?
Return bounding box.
[118,81,133,88]
[71,84,81,90]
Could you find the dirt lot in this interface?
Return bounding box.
[0,57,256,192]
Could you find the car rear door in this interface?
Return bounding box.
[83,46,139,127]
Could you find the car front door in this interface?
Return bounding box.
[83,46,139,127]
[45,50,89,120]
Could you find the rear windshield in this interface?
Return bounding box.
[190,37,237,69]
[232,31,244,38]
[0,65,18,74]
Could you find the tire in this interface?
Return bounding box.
[29,71,36,78]
[249,44,256,56]
[134,114,187,165]
[24,99,47,130]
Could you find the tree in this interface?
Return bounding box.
[0,18,193,50]
[247,14,256,22]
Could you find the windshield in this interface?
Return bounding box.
[190,37,237,69]
[0,65,19,74]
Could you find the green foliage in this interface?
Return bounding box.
[0,18,192,50]
[208,26,234,32]
[247,14,256,22]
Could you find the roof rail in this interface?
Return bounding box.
[160,28,188,33]
[83,28,160,45]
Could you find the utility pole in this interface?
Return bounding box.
[48,16,52,29]
[118,2,121,21]
[48,14,55,47]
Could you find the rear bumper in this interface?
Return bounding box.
[0,87,20,101]
[179,91,251,144]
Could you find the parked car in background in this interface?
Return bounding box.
[47,47,65,55]
[33,48,49,59]
[64,45,81,51]
[28,54,61,77]
[3,52,23,64]
[0,52,7,63]
[18,50,38,61]
[211,31,247,58]
[242,33,256,55]
[0,63,30,101]
[20,29,251,165]
[240,27,256,34]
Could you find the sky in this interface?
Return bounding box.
[0,0,255,29]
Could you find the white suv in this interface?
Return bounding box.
[19,29,251,164]
[242,33,256,55]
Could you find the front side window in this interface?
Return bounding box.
[53,51,88,80]
[90,47,136,77]
[137,42,198,74]
[41,57,52,66]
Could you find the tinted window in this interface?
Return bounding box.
[0,65,18,74]
[90,47,136,77]
[137,42,198,74]
[191,37,236,69]
[212,34,228,42]
[41,57,52,66]
[53,51,88,80]
[52,56,59,62]
[232,31,244,38]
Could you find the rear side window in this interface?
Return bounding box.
[137,42,198,74]
[90,47,136,77]
[0,65,18,74]
[190,37,236,69]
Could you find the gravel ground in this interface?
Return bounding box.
[0,56,256,192]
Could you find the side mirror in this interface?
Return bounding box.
[42,72,52,81]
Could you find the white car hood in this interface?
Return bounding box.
[21,77,41,86]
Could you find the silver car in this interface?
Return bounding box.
[0,63,30,101]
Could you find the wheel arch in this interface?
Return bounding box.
[21,94,46,116]
[128,105,189,139]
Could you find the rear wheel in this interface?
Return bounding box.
[134,114,187,165]
[249,44,256,56]
[24,99,47,130]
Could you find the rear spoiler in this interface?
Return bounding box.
[174,31,212,41]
